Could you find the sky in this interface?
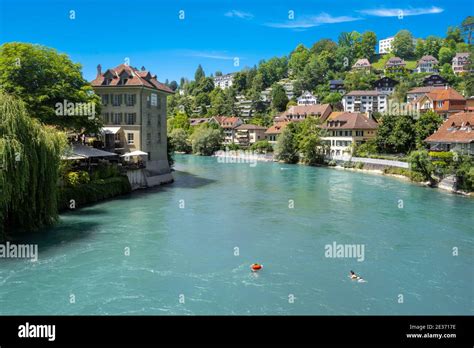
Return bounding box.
[0,0,472,83]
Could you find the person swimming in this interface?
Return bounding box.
[350,270,361,280]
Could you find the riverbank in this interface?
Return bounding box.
[210,152,473,197]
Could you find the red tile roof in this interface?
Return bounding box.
[91,64,174,93]
[322,112,378,130]
[426,88,465,101]
[265,121,290,135]
[408,86,445,94]
[235,124,267,130]
[214,116,242,128]
[425,112,474,143]
[278,104,332,121]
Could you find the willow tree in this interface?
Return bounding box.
[0,92,66,239]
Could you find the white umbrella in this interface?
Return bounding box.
[121,150,148,157]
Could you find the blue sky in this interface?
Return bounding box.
[0,0,472,83]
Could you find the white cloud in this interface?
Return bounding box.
[359,6,444,17]
[265,13,362,29]
[184,51,238,61]
[224,10,253,20]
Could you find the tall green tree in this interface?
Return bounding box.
[271,84,289,112]
[0,43,101,132]
[392,30,415,59]
[194,64,205,82]
[275,123,299,163]
[288,44,310,78]
[0,92,67,238]
[414,111,443,149]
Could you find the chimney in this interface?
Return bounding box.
[141,66,146,71]
[96,64,102,77]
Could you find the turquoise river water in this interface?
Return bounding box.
[0,154,473,315]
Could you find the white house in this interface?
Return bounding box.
[213,73,235,89]
[342,91,388,113]
[297,91,318,105]
[378,36,418,54]
[452,53,471,75]
[415,55,439,73]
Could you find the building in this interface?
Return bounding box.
[214,116,243,144]
[378,37,395,54]
[406,86,445,103]
[275,104,332,122]
[235,124,267,146]
[342,91,388,113]
[352,58,371,71]
[415,55,439,73]
[452,53,471,75]
[329,80,345,94]
[297,91,318,105]
[425,112,474,155]
[91,64,174,175]
[378,37,418,54]
[373,76,398,94]
[412,87,466,120]
[321,112,378,159]
[385,57,406,73]
[265,121,290,144]
[423,74,448,87]
[213,73,235,89]
[189,118,211,127]
[261,79,296,102]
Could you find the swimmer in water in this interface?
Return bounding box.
[350,270,361,280]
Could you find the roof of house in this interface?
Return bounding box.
[265,121,290,135]
[330,79,344,85]
[64,144,118,160]
[426,88,466,101]
[454,52,470,59]
[189,118,210,126]
[214,116,242,128]
[91,64,174,93]
[425,112,474,143]
[418,55,439,64]
[235,124,267,130]
[385,57,406,66]
[322,112,378,130]
[408,86,445,94]
[352,58,371,68]
[345,90,386,96]
[280,104,332,119]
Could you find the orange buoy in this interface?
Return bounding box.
[251,263,263,272]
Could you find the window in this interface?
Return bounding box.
[151,93,158,106]
[101,94,109,106]
[356,131,363,136]
[112,94,122,106]
[103,112,109,123]
[157,96,162,109]
[157,116,161,128]
[125,94,136,106]
[437,101,443,108]
[146,133,151,144]
[113,113,121,125]
[156,132,161,144]
[126,113,136,125]
[147,114,151,126]
[127,133,134,145]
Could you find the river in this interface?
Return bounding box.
[0,154,472,315]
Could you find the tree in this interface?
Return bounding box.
[168,112,190,131]
[461,16,474,44]
[322,92,342,105]
[446,26,463,43]
[438,47,456,65]
[344,70,378,91]
[271,84,289,112]
[169,80,178,91]
[189,127,222,155]
[392,30,415,59]
[0,92,67,238]
[408,150,434,183]
[275,123,299,163]
[0,43,101,133]
[296,117,327,165]
[169,128,191,153]
[311,39,337,56]
[194,64,205,82]
[215,71,223,76]
[414,39,426,59]
[288,44,310,78]
[357,31,377,61]
[414,111,443,149]
[423,36,443,58]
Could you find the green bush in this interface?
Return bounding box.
[327,160,337,167]
[355,162,364,169]
[226,143,241,150]
[454,155,474,192]
[250,140,274,153]
[91,164,120,181]
[66,172,80,187]
[58,176,132,211]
